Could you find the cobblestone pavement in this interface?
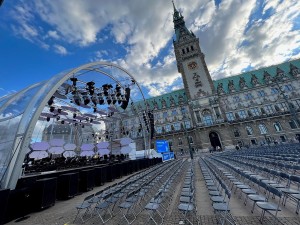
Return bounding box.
[6,157,300,225]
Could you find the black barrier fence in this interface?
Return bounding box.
[1,158,162,223]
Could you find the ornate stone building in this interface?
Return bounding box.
[107,4,300,154]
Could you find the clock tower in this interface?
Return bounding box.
[172,1,214,100]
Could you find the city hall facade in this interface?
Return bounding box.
[107,5,300,154]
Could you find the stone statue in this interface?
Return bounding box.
[239,77,247,89]
[251,74,259,86]
[217,83,225,94]
[228,80,235,92]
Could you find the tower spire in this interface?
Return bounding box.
[172,1,193,43]
[172,0,177,12]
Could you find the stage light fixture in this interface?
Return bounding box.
[83,97,90,105]
[61,120,65,124]
[87,81,95,95]
[47,96,55,106]
[56,116,60,121]
[73,113,77,118]
[93,107,97,113]
[70,77,78,86]
[120,87,130,110]
[50,106,55,112]
[57,108,62,113]
[47,117,50,122]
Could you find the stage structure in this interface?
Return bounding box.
[0,62,151,190]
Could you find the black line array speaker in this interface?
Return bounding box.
[0,189,10,225]
[34,177,57,210]
[57,173,78,200]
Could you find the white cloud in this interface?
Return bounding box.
[47,30,60,40]
[8,0,300,95]
[53,44,68,55]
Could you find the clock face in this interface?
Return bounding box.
[188,61,197,70]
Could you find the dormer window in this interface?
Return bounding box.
[191,45,194,51]
[186,47,190,53]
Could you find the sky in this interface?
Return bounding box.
[0,0,300,99]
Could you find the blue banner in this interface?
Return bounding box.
[156,140,169,153]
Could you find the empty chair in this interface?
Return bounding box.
[212,187,235,225]
[73,194,95,223]
[256,186,282,223]
[93,192,113,223]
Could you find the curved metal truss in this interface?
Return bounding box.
[0,61,150,190]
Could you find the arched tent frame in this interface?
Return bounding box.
[0,61,150,190]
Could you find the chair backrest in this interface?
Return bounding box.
[225,188,231,199]
[280,172,290,180]
[290,175,300,183]
[268,185,282,198]
[84,194,95,202]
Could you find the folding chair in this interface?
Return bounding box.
[118,189,140,224]
[213,187,236,225]
[93,191,113,223]
[73,194,94,223]
[256,185,282,223]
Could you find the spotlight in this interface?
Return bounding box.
[107,96,112,105]
[99,97,104,105]
[50,106,55,112]
[57,108,62,113]
[120,87,130,110]
[48,96,55,106]
[83,97,90,105]
[87,81,95,95]
[112,94,117,104]
[70,77,78,86]
[73,113,77,118]
[47,117,50,122]
[74,97,81,106]
[61,120,65,124]
[56,116,60,121]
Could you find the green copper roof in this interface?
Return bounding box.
[132,89,187,111]
[213,58,300,94]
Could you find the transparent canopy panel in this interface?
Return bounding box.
[0,62,149,190]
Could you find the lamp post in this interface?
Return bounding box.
[181,108,193,159]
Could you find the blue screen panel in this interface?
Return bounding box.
[156,140,169,153]
[162,153,171,161]
[170,152,174,159]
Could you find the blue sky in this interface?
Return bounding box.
[0,0,300,98]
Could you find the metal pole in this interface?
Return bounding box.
[182,112,193,159]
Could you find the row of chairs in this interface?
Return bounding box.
[73,160,179,223]
[177,160,198,225]
[199,158,236,225]
[214,154,300,214]
[144,159,187,224]
[208,157,290,222]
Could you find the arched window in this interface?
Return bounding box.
[273,122,282,132]
[233,129,240,137]
[289,120,298,129]
[202,109,213,126]
[246,126,253,135]
[258,124,268,134]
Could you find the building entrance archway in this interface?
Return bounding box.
[209,131,222,150]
